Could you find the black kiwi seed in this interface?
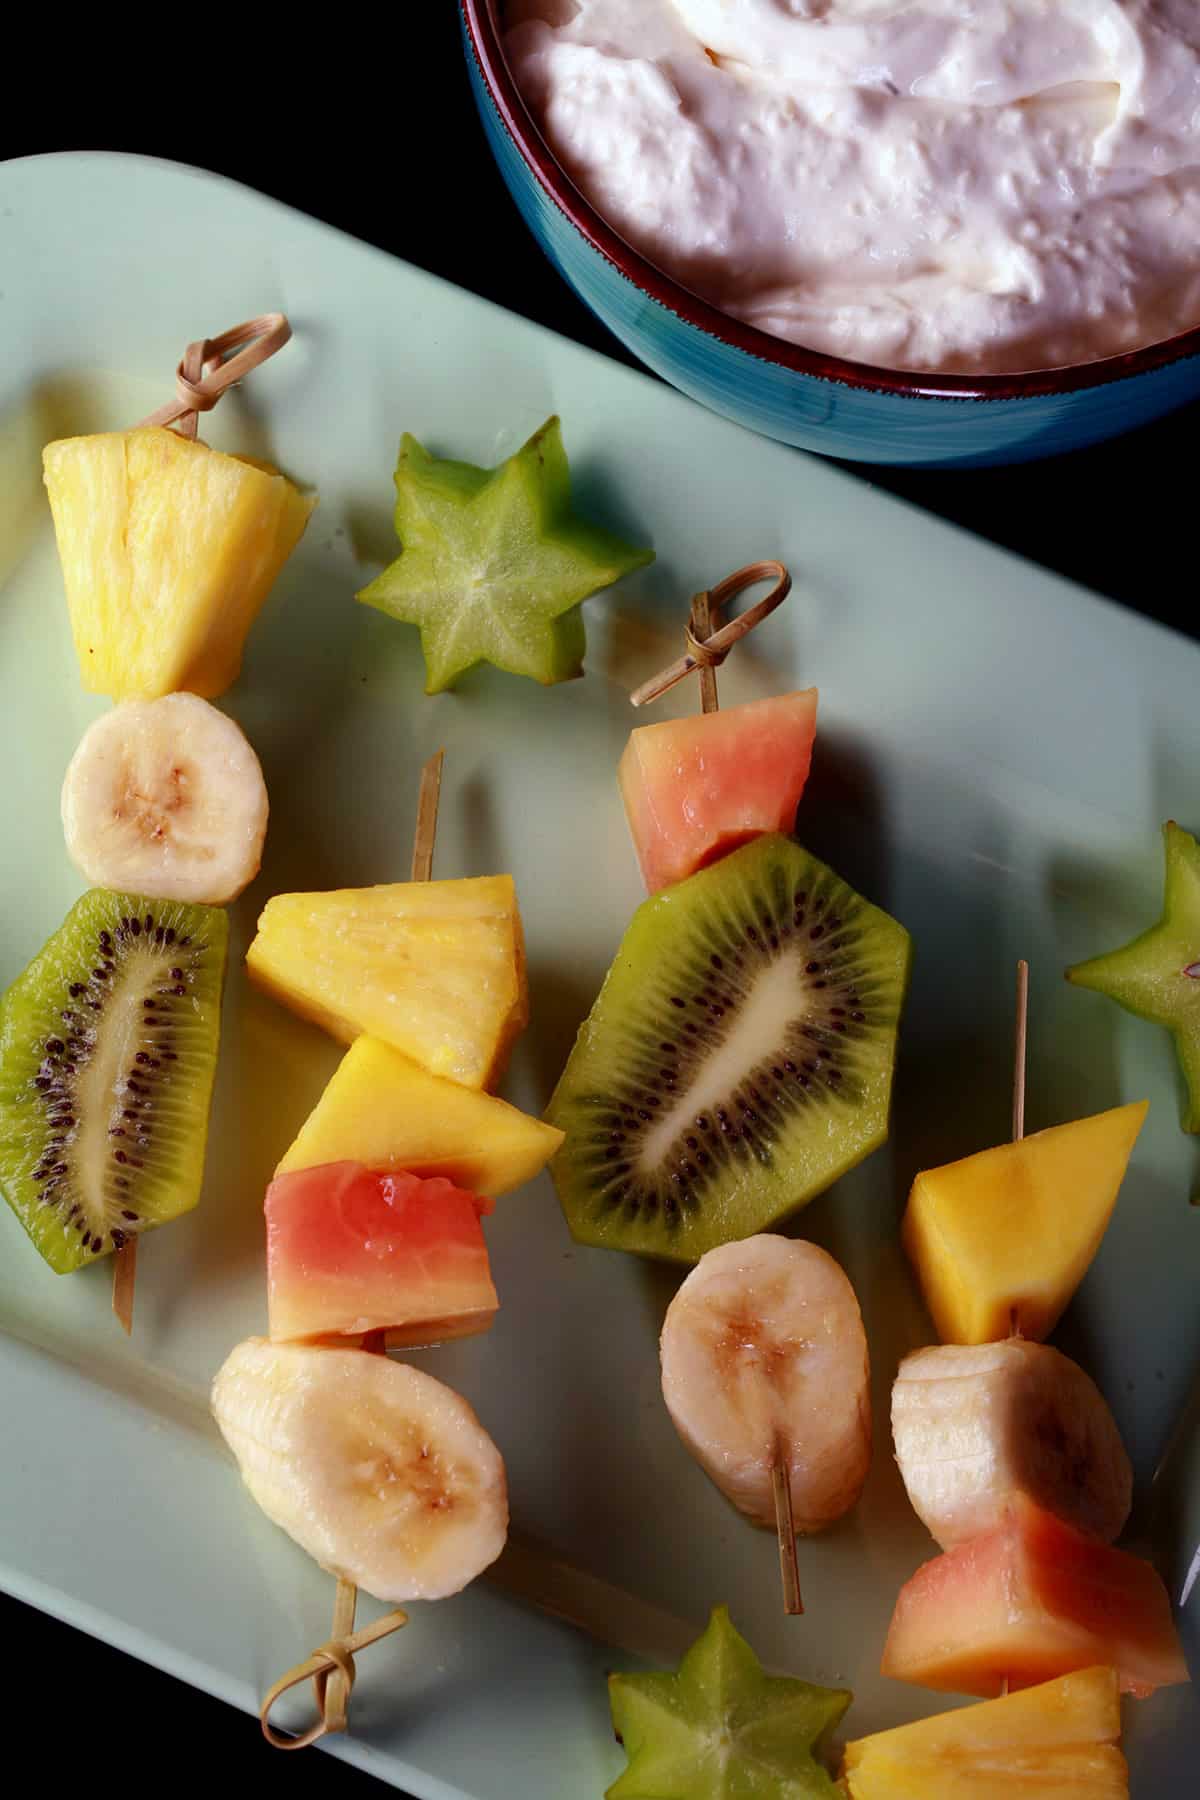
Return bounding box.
[546,834,910,1262]
[0,891,229,1274]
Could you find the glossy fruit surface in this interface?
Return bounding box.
[277,1036,562,1193]
[548,835,910,1261]
[618,690,818,894]
[43,425,313,699]
[357,416,653,692]
[211,1337,508,1601]
[881,1500,1189,1699]
[892,1339,1132,1549]
[842,1666,1127,1799]
[0,890,227,1271]
[661,1235,870,1533]
[265,1160,497,1345]
[901,1102,1147,1343]
[247,875,528,1088]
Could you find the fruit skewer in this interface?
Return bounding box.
[309,746,448,1743]
[109,321,286,1335]
[552,577,909,1257]
[249,750,704,1744]
[331,745,447,1728]
[42,313,305,1336]
[694,582,800,1619]
[640,566,804,1616]
[887,966,1188,1699]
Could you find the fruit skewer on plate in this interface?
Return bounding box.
[11,318,315,1331]
[549,562,911,1263]
[215,750,567,1745]
[903,962,1149,1348]
[650,577,814,1611]
[886,964,1188,1703]
[551,566,905,1613]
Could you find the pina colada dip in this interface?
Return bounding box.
[506,0,1200,374]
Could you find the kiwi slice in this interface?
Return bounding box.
[0,890,228,1273]
[546,834,911,1262]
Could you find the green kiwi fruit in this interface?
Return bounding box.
[0,890,228,1273]
[546,834,911,1263]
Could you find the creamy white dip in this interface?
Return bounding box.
[505,0,1200,373]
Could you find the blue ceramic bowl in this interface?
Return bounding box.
[462,0,1200,468]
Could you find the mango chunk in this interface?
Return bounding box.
[901,1102,1147,1343]
[276,1037,562,1195]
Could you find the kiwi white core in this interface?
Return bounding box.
[638,959,810,1176]
[74,962,163,1229]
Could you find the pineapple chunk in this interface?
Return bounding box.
[901,1102,1147,1343]
[246,876,529,1089]
[276,1037,562,1194]
[843,1745,1127,1798]
[43,425,314,699]
[841,1667,1128,1798]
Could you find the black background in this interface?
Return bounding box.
[2,5,1197,1794]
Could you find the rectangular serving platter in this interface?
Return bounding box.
[0,152,1197,1797]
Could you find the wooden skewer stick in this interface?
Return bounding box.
[687,585,803,1617]
[771,1447,803,1617]
[691,585,722,717]
[263,1528,705,1749]
[1006,959,1030,1348]
[1012,959,1029,1145]
[410,749,445,883]
[112,1237,137,1335]
[1008,961,1030,1336]
[1007,964,1029,1346]
[321,1577,360,1737]
[999,956,1031,1701]
[631,561,791,708]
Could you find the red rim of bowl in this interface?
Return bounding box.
[463,0,1200,403]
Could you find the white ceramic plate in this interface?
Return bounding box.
[0,152,1197,1797]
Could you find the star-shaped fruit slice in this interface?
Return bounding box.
[357,416,654,693]
[607,1605,851,1800]
[1067,821,1200,1130]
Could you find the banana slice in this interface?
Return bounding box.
[660,1234,871,1533]
[892,1339,1132,1550]
[62,692,268,905]
[211,1338,508,1601]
